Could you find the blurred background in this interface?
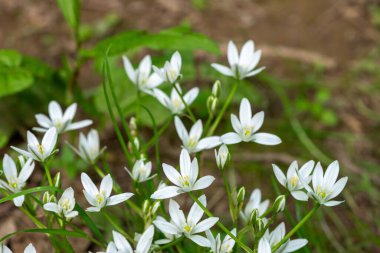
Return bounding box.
[0,0,379,252]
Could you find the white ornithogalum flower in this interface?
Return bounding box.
[153,195,219,247]
[1,243,36,253]
[11,127,58,162]
[34,101,92,133]
[154,216,181,245]
[221,98,281,146]
[206,229,236,253]
[211,40,265,80]
[174,116,221,153]
[215,144,230,170]
[0,155,34,207]
[153,84,199,115]
[241,188,270,222]
[81,173,133,212]
[153,51,182,84]
[125,159,155,183]
[122,55,163,94]
[272,161,315,201]
[263,223,308,253]
[151,149,215,199]
[43,187,78,219]
[71,129,105,164]
[300,161,348,207]
[102,226,154,253]
[258,238,272,253]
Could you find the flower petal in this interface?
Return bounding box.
[250,133,281,145]
[221,132,242,145]
[151,186,181,199]
[211,63,233,77]
[107,193,133,206]
[193,176,215,190]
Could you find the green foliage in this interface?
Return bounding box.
[81,24,220,58]
[56,0,80,30]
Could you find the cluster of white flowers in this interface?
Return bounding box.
[0,39,349,253]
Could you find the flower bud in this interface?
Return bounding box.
[215,144,230,170]
[130,117,137,131]
[43,192,51,204]
[134,137,140,151]
[212,80,221,98]
[237,186,246,205]
[207,96,218,114]
[152,201,160,215]
[250,209,259,224]
[49,195,57,203]
[273,195,286,214]
[53,172,61,188]
[254,218,265,233]
[143,200,150,215]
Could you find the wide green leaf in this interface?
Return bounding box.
[81,25,220,57]
[0,67,34,98]
[0,49,22,67]
[56,0,80,30]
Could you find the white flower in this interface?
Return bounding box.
[211,40,265,80]
[151,149,215,199]
[154,216,181,245]
[174,116,221,153]
[125,159,155,183]
[153,51,182,84]
[221,98,281,146]
[81,173,134,212]
[123,55,163,94]
[102,226,154,253]
[1,243,36,253]
[34,101,92,133]
[43,187,78,219]
[153,84,199,115]
[11,127,58,162]
[215,144,229,169]
[272,161,314,201]
[263,223,308,253]
[153,195,219,247]
[71,129,105,164]
[258,238,272,253]
[0,155,34,207]
[241,188,270,222]
[206,229,236,253]
[300,161,348,207]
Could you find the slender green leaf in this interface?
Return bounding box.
[56,0,80,30]
[0,186,61,204]
[74,204,105,244]
[0,228,86,242]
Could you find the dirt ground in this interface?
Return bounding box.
[0,0,379,252]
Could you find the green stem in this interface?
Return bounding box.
[103,211,133,241]
[94,165,105,178]
[222,170,235,225]
[207,80,239,136]
[189,192,253,253]
[154,236,184,251]
[43,163,53,187]
[272,204,320,252]
[173,84,196,122]
[20,207,46,229]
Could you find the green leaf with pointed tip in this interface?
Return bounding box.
[0,228,86,242]
[56,0,80,30]
[0,186,61,204]
[0,67,34,98]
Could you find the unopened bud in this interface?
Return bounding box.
[130,117,137,131]
[215,144,230,170]
[49,195,57,203]
[133,137,140,151]
[152,201,160,215]
[237,186,246,205]
[43,192,51,204]
[250,209,259,224]
[143,200,150,214]
[254,218,265,233]
[207,96,218,114]
[53,172,61,188]
[212,80,221,98]
[273,195,286,214]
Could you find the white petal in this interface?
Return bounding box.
[239,98,252,126]
[193,176,215,190]
[192,217,219,234]
[188,195,206,226]
[189,120,203,140]
[283,239,308,252]
[251,111,264,133]
[211,63,233,77]
[258,238,271,253]
[323,200,344,207]
[153,218,179,235]
[11,147,33,160]
[13,195,25,207]
[163,163,182,187]
[312,163,323,192]
[27,131,39,147]
[49,101,63,120]
[136,225,154,253]
[171,51,182,70]
[230,114,242,134]
[44,203,59,213]
[250,133,281,145]
[239,40,254,66]
[122,55,136,83]
[65,120,93,131]
[86,206,101,212]
[196,137,221,151]
[41,127,57,155]
[35,114,52,128]
[18,159,35,183]
[227,41,239,66]
[221,132,242,145]
[174,116,189,144]
[169,199,186,228]
[3,154,17,182]
[323,160,339,189]
[291,191,309,201]
[62,103,77,122]
[188,235,211,247]
[180,149,191,177]
[107,193,133,206]
[328,177,348,200]
[81,173,99,195]
[24,243,36,253]
[113,230,133,252]
[151,186,181,199]
[100,174,113,198]
[65,211,78,219]
[183,87,199,106]
[272,164,286,187]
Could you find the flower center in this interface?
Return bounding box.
[61,199,71,212]
[242,126,253,137]
[179,175,190,188]
[289,175,299,187]
[183,224,192,233]
[316,186,330,199]
[37,144,44,154]
[172,98,182,109]
[8,179,18,190]
[168,68,177,82]
[95,191,105,204]
[188,136,198,148]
